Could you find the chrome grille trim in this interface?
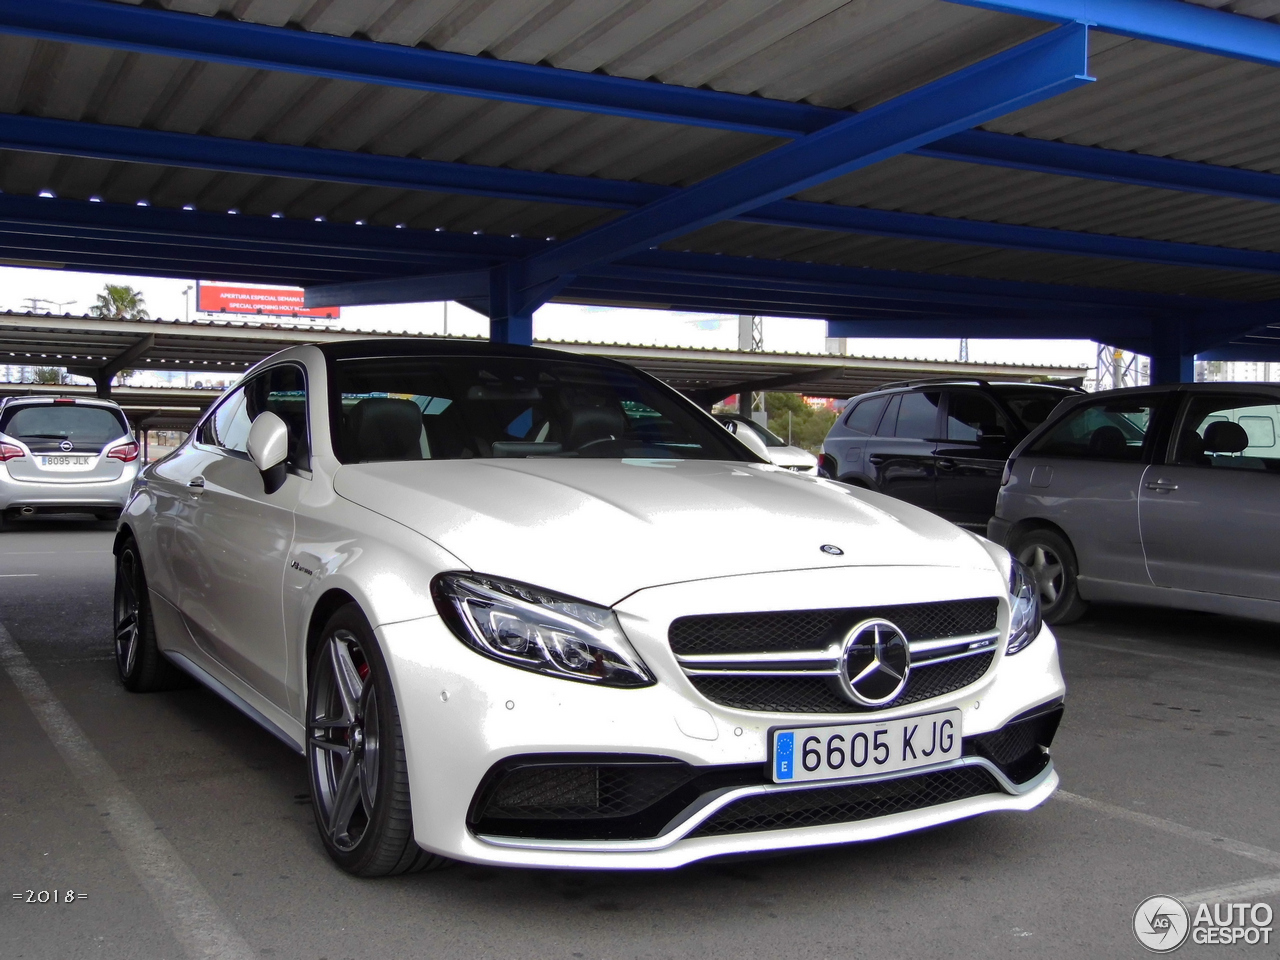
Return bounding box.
[675,631,1000,678]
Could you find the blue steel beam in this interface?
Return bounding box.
[523,26,1093,290]
[826,317,1153,339]
[941,0,1280,69]
[15,114,1280,277]
[306,270,489,308]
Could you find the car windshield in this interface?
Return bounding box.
[0,404,128,444]
[722,416,788,448]
[329,355,747,463]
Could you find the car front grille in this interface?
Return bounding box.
[690,766,1003,837]
[670,599,1000,714]
[689,651,995,713]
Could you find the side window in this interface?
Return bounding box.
[874,395,900,437]
[259,365,310,469]
[946,391,1013,442]
[1175,395,1280,472]
[1030,397,1155,461]
[893,391,941,440]
[201,386,252,453]
[844,396,888,436]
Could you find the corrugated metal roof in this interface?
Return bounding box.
[0,0,1278,302]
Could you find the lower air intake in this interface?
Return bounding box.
[691,767,1002,837]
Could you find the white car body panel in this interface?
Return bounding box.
[119,342,1064,869]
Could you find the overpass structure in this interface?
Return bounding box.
[0,1,1277,379]
[0,311,1086,411]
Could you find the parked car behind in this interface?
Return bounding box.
[0,395,140,526]
[989,383,1280,624]
[820,379,1080,530]
[714,413,818,474]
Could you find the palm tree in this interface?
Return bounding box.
[90,284,149,320]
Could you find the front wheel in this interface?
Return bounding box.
[306,605,449,877]
[114,539,184,691]
[1011,527,1089,625]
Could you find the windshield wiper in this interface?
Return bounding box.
[18,433,70,439]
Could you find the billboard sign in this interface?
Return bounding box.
[196,282,340,319]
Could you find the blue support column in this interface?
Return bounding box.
[488,264,534,345]
[1149,322,1195,384]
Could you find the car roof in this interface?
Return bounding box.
[317,337,628,372]
[0,395,125,411]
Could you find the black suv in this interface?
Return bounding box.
[819,378,1081,529]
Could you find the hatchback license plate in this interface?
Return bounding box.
[771,709,962,783]
[40,455,93,470]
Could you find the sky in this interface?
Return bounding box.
[0,264,1099,374]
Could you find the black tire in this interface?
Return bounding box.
[1011,527,1089,625]
[306,604,450,877]
[114,538,185,692]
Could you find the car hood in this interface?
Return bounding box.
[333,458,996,605]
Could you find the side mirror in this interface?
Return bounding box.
[247,411,289,494]
[977,426,1009,445]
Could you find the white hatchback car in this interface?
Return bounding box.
[115,340,1064,876]
[1,395,141,524]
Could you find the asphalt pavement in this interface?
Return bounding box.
[1,518,1278,960]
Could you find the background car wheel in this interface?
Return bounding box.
[307,604,450,877]
[1012,527,1089,625]
[114,538,185,692]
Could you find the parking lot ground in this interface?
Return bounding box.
[1,520,1278,960]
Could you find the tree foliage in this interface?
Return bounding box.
[33,366,68,384]
[763,392,839,453]
[89,284,149,320]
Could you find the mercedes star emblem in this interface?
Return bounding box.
[838,619,911,706]
[820,544,844,556]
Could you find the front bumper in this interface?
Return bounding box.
[379,598,1065,869]
[986,515,1013,548]
[0,468,135,511]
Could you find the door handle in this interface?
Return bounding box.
[867,455,886,466]
[1145,478,1178,492]
[187,476,206,494]
[936,458,956,471]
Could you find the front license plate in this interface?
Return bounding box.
[40,455,93,470]
[771,709,962,784]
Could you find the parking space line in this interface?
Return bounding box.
[0,573,38,577]
[0,622,256,960]
[1059,637,1280,680]
[1056,792,1280,869]
[1179,874,1280,903]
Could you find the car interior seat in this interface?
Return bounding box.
[566,405,625,451]
[1177,429,1208,465]
[1201,420,1262,468]
[1087,425,1129,460]
[346,397,425,462]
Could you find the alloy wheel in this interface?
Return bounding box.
[309,629,382,852]
[113,549,142,678]
[1018,542,1065,606]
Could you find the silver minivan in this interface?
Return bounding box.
[0,396,140,524]
[988,383,1280,624]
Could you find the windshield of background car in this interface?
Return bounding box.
[997,388,1072,431]
[1027,398,1154,461]
[0,404,128,445]
[742,418,788,448]
[329,355,747,463]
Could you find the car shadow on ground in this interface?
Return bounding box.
[1059,602,1280,661]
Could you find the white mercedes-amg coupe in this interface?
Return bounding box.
[114,340,1064,876]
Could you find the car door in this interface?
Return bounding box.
[824,394,888,482]
[170,364,309,708]
[1014,392,1165,586]
[867,391,940,511]
[1140,391,1280,601]
[934,390,1017,528]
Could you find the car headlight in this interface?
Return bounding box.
[1006,557,1042,655]
[431,573,654,687]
